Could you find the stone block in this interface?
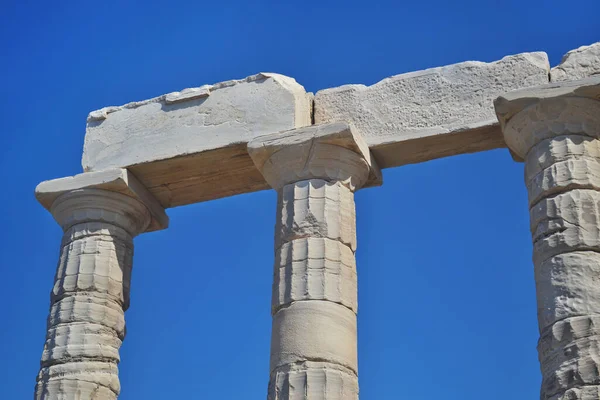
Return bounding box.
[535,252,600,330]
[276,180,357,250]
[268,361,358,400]
[248,122,381,191]
[270,301,357,374]
[82,73,312,208]
[35,168,168,232]
[273,237,358,313]
[551,42,600,82]
[495,77,600,160]
[530,189,600,265]
[314,52,550,168]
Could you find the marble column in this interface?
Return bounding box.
[34,170,168,399]
[248,123,381,400]
[495,77,600,400]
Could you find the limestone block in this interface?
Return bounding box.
[41,323,122,366]
[535,252,600,330]
[268,361,359,400]
[530,189,600,264]
[547,386,600,400]
[248,122,381,191]
[53,225,133,307]
[36,361,120,398]
[315,52,550,168]
[276,180,357,250]
[539,315,600,400]
[36,168,167,232]
[551,43,600,82]
[48,295,126,339]
[527,155,600,206]
[273,238,358,313]
[541,338,600,399]
[495,77,600,160]
[270,301,358,374]
[538,315,600,360]
[83,73,311,171]
[525,136,600,189]
[35,379,117,400]
[81,74,311,208]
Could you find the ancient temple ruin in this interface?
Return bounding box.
[34,42,600,399]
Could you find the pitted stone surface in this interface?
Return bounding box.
[535,252,600,330]
[276,180,357,251]
[538,315,600,400]
[315,52,549,167]
[268,361,359,400]
[273,237,358,314]
[526,136,600,187]
[538,315,600,359]
[34,189,150,400]
[551,42,600,82]
[530,189,600,264]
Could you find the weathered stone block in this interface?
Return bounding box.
[551,42,600,82]
[270,301,358,374]
[36,168,167,232]
[82,73,312,208]
[535,252,600,330]
[531,189,600,264]
[273,237,357,313]
[248,122,381,191]
[494,77,600,160]
[276,180,357,250]
[315,52,550,168]
[268,361,358,400]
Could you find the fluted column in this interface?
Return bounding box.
[34,170,168,399]
[248,123,381,400]
[495,77,600,400]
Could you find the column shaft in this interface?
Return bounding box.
[269,179,359,400]
[247,122,381,400]
[496,83,600,400]
[527,136,600,400]
[35,189,150,400]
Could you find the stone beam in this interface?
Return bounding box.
[314,52,550,167]
[82,73,312,208]
[74,43,599,209]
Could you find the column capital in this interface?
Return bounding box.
[35,168,169,234]
[247,122,382,191]
[494,76,600,161]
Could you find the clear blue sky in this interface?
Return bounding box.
[1,1,598,398]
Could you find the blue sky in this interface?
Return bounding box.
[1,1,598,398]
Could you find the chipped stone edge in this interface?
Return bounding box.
[315,51,550,96]
[35,168,169,232]
[551,43,600,82]
[86,72,308,122]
